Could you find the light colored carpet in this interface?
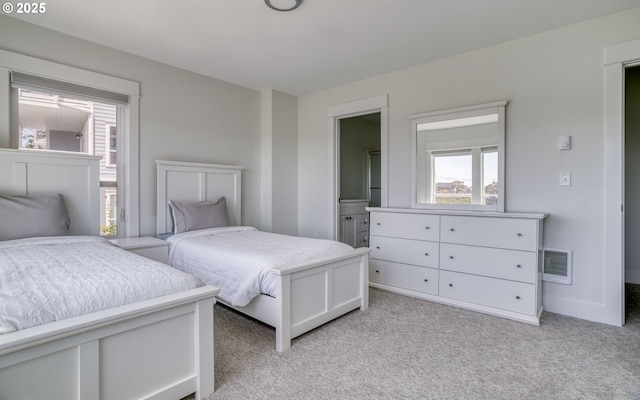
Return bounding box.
[191,285,640,400]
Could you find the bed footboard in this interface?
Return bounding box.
[273,247,370,351]
[0,286,219,400]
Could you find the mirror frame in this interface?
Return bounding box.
[410,100,507,212]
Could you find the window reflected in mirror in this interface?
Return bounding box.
[411,101,506,211]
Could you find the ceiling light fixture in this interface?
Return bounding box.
[265,0,301,12]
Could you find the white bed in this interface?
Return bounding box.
[157,160,370,352]
[0,149,219,400]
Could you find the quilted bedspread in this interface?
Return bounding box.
[0,236,203,334]
[168,226,353,306]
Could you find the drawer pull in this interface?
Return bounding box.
[449,283,453,287]
[424,253,429,256]
[425,226,430,230]
[516,296,521,300]
[517,233,523,237]
[375,270,379,273]
[376,246,380,249]
[449,256,454,259]
[516,264,522,268]
[377,222,381,225]
[450,228,455,232]
[424,279,428,282]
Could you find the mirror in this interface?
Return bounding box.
[410,101,506,211]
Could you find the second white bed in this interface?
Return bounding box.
[157,159,371,352]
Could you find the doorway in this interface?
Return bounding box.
[337,113,381,247]
[604,38,640,327]
[625,65,640,321]
[339,113,381,202]
[328,94,388,242]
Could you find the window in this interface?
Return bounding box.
[103,191,118,236]
[2,58,139,237]
[14,85,123,236]
[13,82,123,236]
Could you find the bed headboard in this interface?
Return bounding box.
[0,148,101,235]
[156,160,243,235]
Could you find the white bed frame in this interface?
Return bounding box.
[157,160,370,352]
[0,149,219,400]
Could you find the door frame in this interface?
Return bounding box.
[604,38,640,326]
[328,94,388,240]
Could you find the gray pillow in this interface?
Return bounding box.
[168,197,229,234]
[0,193,71,241]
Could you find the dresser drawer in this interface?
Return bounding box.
[370,212,439,241]
[370,259,438,295]
[370,235,439,268]
[440,216,538,251]
[439,243,537,284]
[439,270,536,315]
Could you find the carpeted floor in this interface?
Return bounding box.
[188,284,640,400]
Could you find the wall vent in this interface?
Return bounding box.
[542,248,572,284]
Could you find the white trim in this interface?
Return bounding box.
[605,39,640,66]
[328,94,389,240]
[408,100,507,120]
[603,37,640,327]
[328,94,388,117]
[0,49,139,95]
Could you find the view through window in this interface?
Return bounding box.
[17,88,119,236]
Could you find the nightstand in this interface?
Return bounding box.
[110,236,169,264]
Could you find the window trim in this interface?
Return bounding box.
[0,49,140,237]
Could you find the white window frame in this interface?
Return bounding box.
[0,49,140,237]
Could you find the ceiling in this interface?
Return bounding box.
[8,0,640,96]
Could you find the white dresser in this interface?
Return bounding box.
[367,207,546,325]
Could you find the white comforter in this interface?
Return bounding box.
[168,226,354,307]
[0,236,203,335]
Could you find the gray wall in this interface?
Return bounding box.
[261,89,298,235]
[0,14,262,236]
[296,8,640,324]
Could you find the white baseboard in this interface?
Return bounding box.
[542,293,622,326]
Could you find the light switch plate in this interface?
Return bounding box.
[560,172,571,186]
